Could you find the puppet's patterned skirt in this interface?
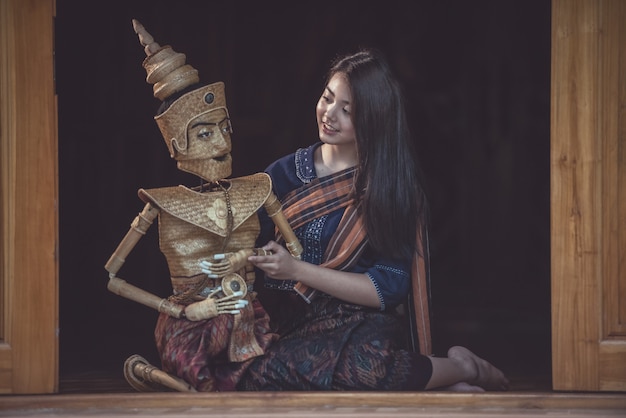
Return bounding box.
[154,298,277,391]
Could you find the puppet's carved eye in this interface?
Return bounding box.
[221,120,232,134]
[198,127,213,139]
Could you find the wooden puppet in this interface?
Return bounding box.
[105,20,301,392]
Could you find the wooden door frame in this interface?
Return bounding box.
[551,0,626,391]
[0,0,58,394]
[0,0,624,395]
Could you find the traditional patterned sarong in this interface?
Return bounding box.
[238,296,432,391]
[155,298,275,391]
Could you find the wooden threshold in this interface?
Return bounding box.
[1,391,625,417]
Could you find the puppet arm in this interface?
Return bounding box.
[199,248,273,277]
[105,202,158,276]
[105,203,185,318]
[105,203,248,320]
[107,276,185,318]
[108,275,248,320]
[183,286,248,321]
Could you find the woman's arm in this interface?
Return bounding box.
[248,240,381,308]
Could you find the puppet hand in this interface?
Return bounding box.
[199,249,255,278]
[183,290,248,321]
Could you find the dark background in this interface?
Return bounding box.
[56,0,551,386]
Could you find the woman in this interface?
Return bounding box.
[236,49,509,391]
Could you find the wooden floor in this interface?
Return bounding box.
[2,391,626,417]
[54,369,553,394]
[1,374,626,418]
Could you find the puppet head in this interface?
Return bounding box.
[133,19,232,181]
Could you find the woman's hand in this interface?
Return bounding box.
[247,240,299,279]
[250,241,381,309]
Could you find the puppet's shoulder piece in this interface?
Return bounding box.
[138,173,272,237]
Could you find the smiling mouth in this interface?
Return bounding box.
[323,122,338,132]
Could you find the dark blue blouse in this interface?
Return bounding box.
[257,142,411,311]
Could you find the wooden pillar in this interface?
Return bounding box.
[551,0,626,391]
[0,0,58,393]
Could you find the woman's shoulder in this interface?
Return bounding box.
[265,142,322,198]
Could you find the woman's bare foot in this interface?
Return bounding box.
[444,382,485,392]
[447,346,509,391]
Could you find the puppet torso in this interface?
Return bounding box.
[139,172,272,296]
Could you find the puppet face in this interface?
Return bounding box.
[155,82,233,181]
[176,107,233,181]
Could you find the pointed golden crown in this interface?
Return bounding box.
[132,19,200,101]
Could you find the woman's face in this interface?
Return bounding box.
[316,73,356,146]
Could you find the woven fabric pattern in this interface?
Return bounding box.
[155,298,277,391]
[238,297,431,391]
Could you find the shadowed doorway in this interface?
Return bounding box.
[56,0,551,390]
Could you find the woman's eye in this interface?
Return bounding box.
[322,95,331,103]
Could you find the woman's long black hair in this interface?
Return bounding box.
[328,49,428,260]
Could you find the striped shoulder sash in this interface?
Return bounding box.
[278,168,368,302]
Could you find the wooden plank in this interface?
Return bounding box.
[0,0,58,394]
[614,0,626,333]
[1,392,626,414]
[601,0,626,339]
[552,0,626,391]
[595,0,626,392]
[599,342,626,391]
[0,0,18,396]
[0,0,13,345]
[551,0,602,391]
[0,344,12,393]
